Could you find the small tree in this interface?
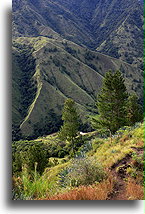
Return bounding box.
[12,141,48,174]
[126,93,143,126]
[59,99,79,154]
[91,70,128,137]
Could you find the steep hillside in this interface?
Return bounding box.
[12,0,95,46]
[12,0,143,68]
[97,2,144,69]
[12,0,144,201]
[12,37,143,139]
[12,122,144,200]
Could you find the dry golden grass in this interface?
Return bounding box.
[40,175,114,200]
[126,178,144,200]
[135,140,144,148]
[120,135,130,143]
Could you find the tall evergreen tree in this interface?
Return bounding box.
[126,93,143,126]
[59,99,79,152]
[92,70,128,135]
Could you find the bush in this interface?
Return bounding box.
[92,139,104,152]
[12,164,59,200]
[84,51,95,61]
[12,141,48,174]
[64,46,77,56]
[52,58,60,67]
[59,157,106,187]
[75,141,92,158]
[132,152,144,170]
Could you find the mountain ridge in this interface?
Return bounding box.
[12,36,143,139]
[12,0,143,68]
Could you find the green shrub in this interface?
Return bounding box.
[132,152,144,170]
[59,157,106,187]
[84,51,95,60]
[64,46,77,56]
[92,139,104,152]
[126,167,137,178]
[12,164,59,200]
[52,58,60,67]
[12,141,48,174]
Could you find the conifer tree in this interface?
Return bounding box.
[126,93,143,126]
[59,99,79,152]
[92,70,128,135]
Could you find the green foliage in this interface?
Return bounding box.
[32,109,62,139]
[12,42,37,140]
[12,164,59,200]
[12,141,48,174]
[92,139,104,153]
[126,167,137,178]
[126,151,144,182]
[13,0,143,70]
[13,43,37,117]
[64,46,77,57]
[75,141,92,158]
[59,157,106,187]
[131,152,144,170]
[84,51,95,61]
[12,37,143,139]
[126,93,143,126]
[59,99,80,151]
[12,124,22,141]
[94,70,128,134]
[48,157,68,168]
[52,57,60,67]
[12,121,143,200]
[12,135,74,174]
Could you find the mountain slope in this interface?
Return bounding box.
[96,2,143,69]
[12,0,143,68]
[12,0,95,46]
[12,37,143,139]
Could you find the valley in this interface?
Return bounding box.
[12,0,144,201]
[12,36,143,139]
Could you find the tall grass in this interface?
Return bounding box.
[91,123,143,168]
[126,178,144,200]
[12,163,59,200]
[41,175,114,200]
[12,123,143,200]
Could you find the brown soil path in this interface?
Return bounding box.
[107,147,144,200]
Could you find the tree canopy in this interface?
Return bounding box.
[126,93,143,126]
[92,70,128,134]
[59,99,79,144]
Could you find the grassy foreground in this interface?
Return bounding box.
[12,123,144,200]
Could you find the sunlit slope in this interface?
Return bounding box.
[12,37,143,138]
[12,0,143,68]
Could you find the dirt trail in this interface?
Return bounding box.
[107,172,127,200]
[107,147,144,200]
[131,146,144,155]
